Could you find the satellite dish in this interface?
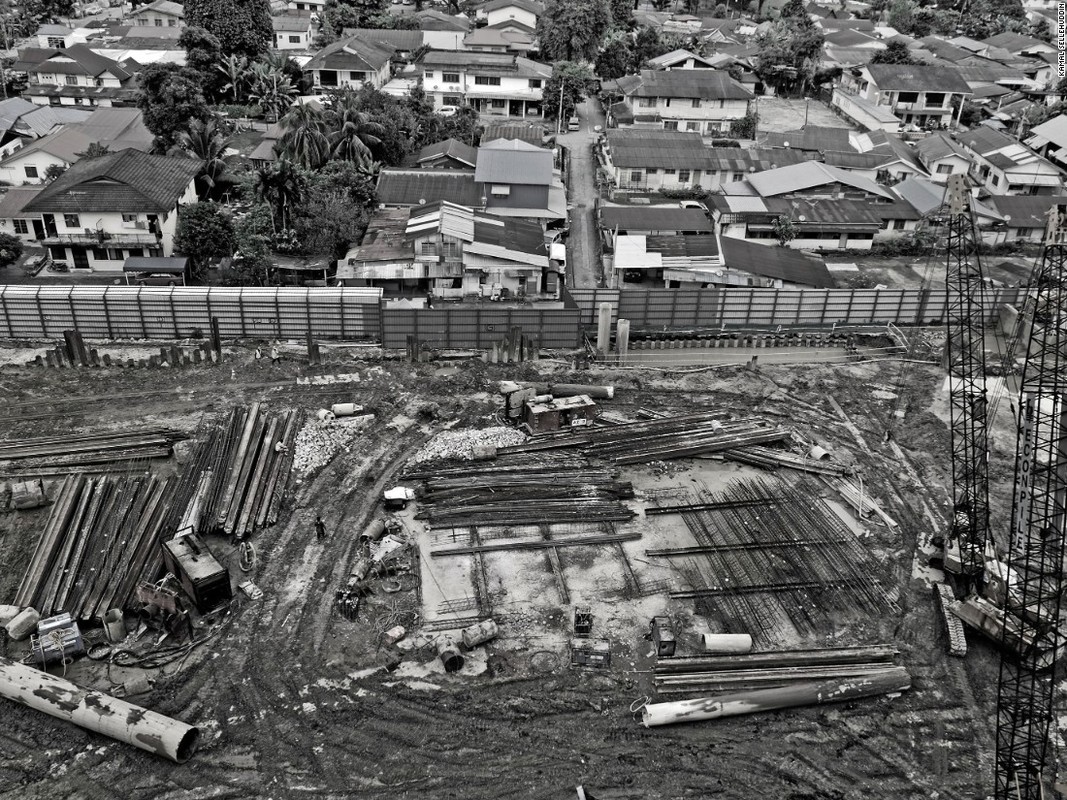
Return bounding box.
[798,214,806,221]
[418,198,426,204]
[782,140,789,148]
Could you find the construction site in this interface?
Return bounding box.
[0,183,1065,800]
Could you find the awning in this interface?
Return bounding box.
[123,257,188,274]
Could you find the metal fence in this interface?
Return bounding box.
[380,305,582,349]
[0,286,383,340]
[569,287,1023,330]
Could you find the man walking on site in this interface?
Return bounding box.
[315,515,327,541]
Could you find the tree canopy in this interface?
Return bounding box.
[137,63,212,152]
[184,0,273,60]
[870,40,918,64]
[174,202,236,278]
[536,0,611,62]
[755,0,824,95]
[544,61,597,121]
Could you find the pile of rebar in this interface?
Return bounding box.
[653,645,902,694]
[167,403,299,538]
[0,429,187,475]
[14,471,177,619]
[408,455,637,529]
[497,412,788,465]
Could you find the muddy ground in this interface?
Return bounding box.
[0,343,1008,799]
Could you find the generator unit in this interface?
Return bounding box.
[574,606,593,638]
[162,533,232,613]
[30,613,84,667]
[570,638,611,668]
[650,615,676,657]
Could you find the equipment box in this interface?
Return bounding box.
[570,637,611,668]
[650,615,676,657]
[163,533,232,613]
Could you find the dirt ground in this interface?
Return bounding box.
[0,342,1008,800]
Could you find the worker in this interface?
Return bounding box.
[254,346,262,361]
[315,515,327,541]
[270,344,280,365]
[274,440,289,455]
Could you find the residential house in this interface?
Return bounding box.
[17,44,138,107]
[340,201,556,299]
[710,161,895,250]
[841,63,972,129]
[1025,114,1067,170]
[611,230,834,288]
[288,0,325,12]
[129,0,185,28]
[410,138,478,169]
[20,148,201,271]
[415,10,471,32]
[831,85,903,133]
[982,32,1057,58]
[0,97,91,158]
[0,187,45,243]
[272,13,316,50]
[600,128,810,194]
[858,129,929,182]
[462,27,533,55]
[958,124,1065,194]
[376,169,483,207]
[0,107,154,185]
[305,34,393,91]
[35,24,89,49]
[646,49,717,70]
[606,69,753,134]
[473,138,565,219]
[419,51,551,117]
[481,120,546,146]
[985,193,1067,243]
[482,0,543,33]
[600,205,716,236]
[914,132,972,183]
[891,176,1004,234]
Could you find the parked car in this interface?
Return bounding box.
[567,116,580,131]
[679,200,708,212]
[131,272,183,287]
[438,105,460,117]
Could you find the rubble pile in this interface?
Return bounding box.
[293,416,374,474]
[410,427,528,465]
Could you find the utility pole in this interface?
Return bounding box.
[556,78,565,136]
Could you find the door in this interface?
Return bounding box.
[72,247,90,270]
[42,214,57,237]
[32,220,44,240]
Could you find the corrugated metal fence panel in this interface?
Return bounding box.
[380,306,581,349]
[568,289,620,325]
[0,286,383,340]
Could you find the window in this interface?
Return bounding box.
[491,99,506,108]
[692,99,701,108]
[73,98,83,105]
[475,76,501,86]
[128,248,144,257]
[686,121,700,132]
[122,213,139,225]
[639,97,656,108]
[926,92,945,107]
[107,248,123,260]
[991,174,1000,186]
[349,71,366,82]
[63,214,80,228]
[421,242,436,256]
[154,18,162,25]
[442,72,460,83]
[442,241,460,258]
[91,247,108,260]
[93,78,103,87]
[168,18,177,26]
[46,37,65,48]
[663,120,678,130]
[529,79,542,88]
[24,166,38,179]
[936,164,953,174]
[65,75,77,86]
[663,168,676,175]
[491,184,510,196]
[732,172,744,181]
[630,171,642,183]
[288,35,301,43]
[889,219,902,230]
[12,219,28,234]
[678,170,691,182]
[1016,227,1034,238]
[647,168,658,175]
[897,91,918,103]
[425,71,434,79]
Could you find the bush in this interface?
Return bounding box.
[657,186,709,200]
[711,138,741,148]
[0,231,23,268]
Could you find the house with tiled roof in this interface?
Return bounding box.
[647,49,717,70]
[481,0,543,32]
[1024,114,1067,169]
[129,0,184,28]
[986,193,1067,242]
[418,51,551,117]
[958,125,1065,195]
[982,32,1056,58]
[411,138,478,170]
[272,12,316,51]
[415,10,471,32]
[18,44,138,107]
[462,27,533,55]
[841,63,972,130]
[20,149,201,271]
[306,34,394,91]
[914,132,971,183]
[605,69,753,135]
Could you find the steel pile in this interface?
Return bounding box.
[650,478,896,647]
[0,429,187,476]
[496,412,788,465]
[14,471,177,619]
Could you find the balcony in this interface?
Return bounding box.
[43,231,161,246]
[894,101,950,112]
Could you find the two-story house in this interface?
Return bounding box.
[305,34,393,91]
[20,148,201,272]
[481,0,543,34]
[914,132,972,183]
[473,138,564,219]
[16,44,138,107]
[129,0,185,28]
[340,201,555,298]
[419,51,551,117]
[462,27,533,55]
[606,69,753,135]
[1025,114,1067,169]
[842,63,973,130]
[272,13,316,51]
[959,125,1065,195]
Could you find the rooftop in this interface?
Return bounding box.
[305,34,394,72]
[719,236,834,288]
[475,139,553,185]
[743,160,892,199]
[129,0,184,16]
[987,194,1067,228]
[762,126,851,152]
[376,169,482,207]
[416,138,478,168]
[0,186,44,219]
[615,69,753,101]
[600,206,715,233]
[864,63,972,93]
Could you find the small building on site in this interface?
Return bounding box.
[523,394,599,434]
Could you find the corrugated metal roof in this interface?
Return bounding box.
[745,161,892,199]
[474,140,552,184]
[622,68,753,100]
[600,206,714,232]
[0,186,43,218]
[865,63,971,93]
[763,126,851,152]
[718,236,834,288]
[988,194,1067,227]
[376,169,482,206]
[416,138,478,167]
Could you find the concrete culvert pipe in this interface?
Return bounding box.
[0,657,200,762]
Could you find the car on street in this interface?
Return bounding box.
[437,105,460,117]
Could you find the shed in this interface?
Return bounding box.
[523,394,598,433]
[123,256,188,285]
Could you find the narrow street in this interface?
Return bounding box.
[559,97,607,289]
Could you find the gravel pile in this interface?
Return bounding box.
[293,415,374,474]
[410,427,527,465]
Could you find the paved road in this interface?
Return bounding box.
[559,98,607,289]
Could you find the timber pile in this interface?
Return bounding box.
[497,412,788,465]
[14,473,176,619]
[0,429,186,474]
[407,454,636,529]
[166,403,298,539]
[653,645,902,694]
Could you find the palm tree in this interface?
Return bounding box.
[248,62,298,122]
[178,118,234,196]
[325,94,385,167]
[217,55,250,103]
[279,103,330,170]
[252,159,303,233]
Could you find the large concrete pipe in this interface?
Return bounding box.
[640,667,911,728]
[0,657,200,762]
[701,633,753,654]
[596,302,612,356]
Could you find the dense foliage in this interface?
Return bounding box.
[184,0,273,59]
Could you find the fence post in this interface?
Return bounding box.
[137,286,147,338]
[35,287,47,337]
[170,286,179,339]
[0,287,11,338]
[102,286,113,338]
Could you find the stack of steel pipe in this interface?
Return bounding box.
[496,412,788,465]
[652,645,901,694]
[13,470,176,619]
[719,445,853,477]
[0,429,186,475]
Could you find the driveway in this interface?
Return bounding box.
[558,98,606,289]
